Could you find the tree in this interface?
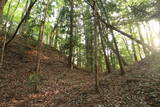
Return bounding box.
[0,0,12,68]
[5,0,38,47]
[92,0,100,92]
[83,6,94,71]
[68,0,74,69]
[0,0,7,18]
[98,21,112,73]
[34,0,49,92]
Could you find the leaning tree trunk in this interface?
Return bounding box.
[89,0,125,74]
[98,21,111,73]
[103,34,128,66]
[137,44,143,60]
[111,30,125,75]
[5,0,37,47]
[7,0,20,33]
[122,37,132,60]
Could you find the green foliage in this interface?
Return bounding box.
[1,0,158,73]
[26,73,42,92]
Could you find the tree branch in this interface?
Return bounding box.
[5,0,38,47]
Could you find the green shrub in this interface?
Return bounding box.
[26,73,42,93]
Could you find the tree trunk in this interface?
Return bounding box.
[77,48,82,67]
[110,52,116,70]
[129,27,138,62]
[132,40,138,61]
[7,0,20,33]
[98,21,111,73]
[111,30,125,75]
[68,0,74,69]
[137,24,149,57]
[0,0,7,18]
[0,28,7,68]
[54,29,58,49]
[103,34,128,66]
[36,0,48,73]
[0,0,11,68]
[20,0,29,36]
[5,0,37,47]
[122,37,132,60]
[137,44,143,60]
[92,0,100,92]
[85,0,153,51]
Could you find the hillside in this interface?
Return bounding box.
[1,0,160,106]
[0,38,160,107]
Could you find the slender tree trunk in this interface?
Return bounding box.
[132,40,138,61]
[20,0,29,36]
[137,44,143,60]
[7,0,21,32]
[122,37,132,59]
[0,28,7,68]
[143,22,151,46]
[110,52,116,70]
[54,29,58,49]
[129,27,138,62]
[50,31,56,47]
[111,30,125,75]
[0,0,7,18]
[86,0,153,51]
[145,22,154,47]
[0,0,12,68]
[92,0,99,92]
[83,8,94,71]
[49,10,63,47]
[68,0,74,69]
[36,0,48,73]
[5,0,37,47]
[137,24,148,57]
[89,0,126,74]
[98,22,111,73]
[21,0,29,18]
[91,37,94,72]
[103,33,128,66]
[49,31,53,46]
[34,1,48,92]
[77,48,82,67]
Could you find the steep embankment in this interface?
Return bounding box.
[0,38,95,107]
[0,38,160,107]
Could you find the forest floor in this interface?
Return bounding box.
[0,38,160,107]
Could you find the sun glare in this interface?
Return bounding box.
[149,20,160,34]
[153,38,160,48]
[140,20,160,49]
[149,20,160,49]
